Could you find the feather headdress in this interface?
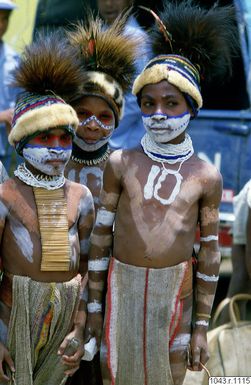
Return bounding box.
[133,0,239,111]
[68,11,142,126]
[9,32,83,153]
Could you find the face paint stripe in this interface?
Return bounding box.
[80,114,115,131]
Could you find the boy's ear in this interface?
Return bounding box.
[187,105,195,118]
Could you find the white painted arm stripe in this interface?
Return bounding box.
[195,320,209,327]
[87,300,102,313]
[196,271,219,282]
[200,235,218,242]
[96,209,115,227]
[88,258,110,271]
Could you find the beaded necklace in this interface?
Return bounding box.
[14,163,65,190]
[141,133,194,205]
[71,143,110,166]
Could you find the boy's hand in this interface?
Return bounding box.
[85,312,103,348]
[58,330,85,377]
[0,342,15,382]
[187,327,209,371]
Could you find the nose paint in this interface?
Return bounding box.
[142,111,191,143]
[23,144,72,175]
[75,115,115,152]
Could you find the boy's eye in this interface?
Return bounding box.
[77,110,91,119]
[60,133,72,144]
[142,101,153,108]
[40,134,50,141]
[99,114,113,123]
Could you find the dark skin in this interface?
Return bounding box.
[65,97,115,385]
[97,0,132,25]
[65,96,115,212]
[0,128,94,382]
[87,80,222,384]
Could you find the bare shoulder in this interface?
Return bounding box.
[0,177,19,197]
[65,179,93,201]
[193,155,222,184]
[108,148,142,170]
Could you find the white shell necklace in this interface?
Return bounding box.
[141,133,194,205]
[14,163,65,190]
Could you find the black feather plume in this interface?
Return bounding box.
[151,0,239,80]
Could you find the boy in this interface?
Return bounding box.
[65,12,140,385]
[86,2,238,384]
[0,33,94,384]
[66,12,139,211]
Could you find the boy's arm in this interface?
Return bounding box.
[189,169,222,371]
[86,152,122,345]
[0,198,15,381]
[59,187,95,374]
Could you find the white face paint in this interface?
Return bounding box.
[74,115,115,152]
[142,111,191,143]
[23,145,72,176]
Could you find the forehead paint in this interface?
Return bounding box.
[9,216,33,263]
[200,207,218,226]
[91,233,112,248]
[23,146,71,176]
